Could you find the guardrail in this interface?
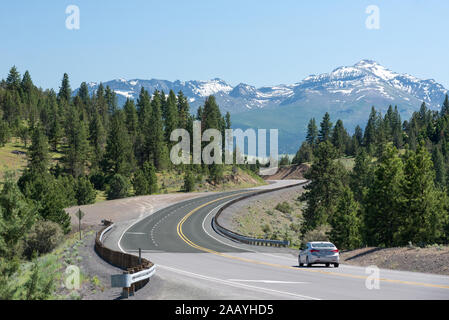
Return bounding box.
[95,220,155,297]
[213,180,308,247]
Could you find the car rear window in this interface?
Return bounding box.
[311,243,335,248]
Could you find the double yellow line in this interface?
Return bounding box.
[176,192,449,291]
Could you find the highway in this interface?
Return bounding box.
[118,181,449,300]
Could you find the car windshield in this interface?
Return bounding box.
[311,242,335,248]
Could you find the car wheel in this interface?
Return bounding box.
[325,263,330,267]
[306,257,312,267]
[298,256,303,267]
[334,263,339,268]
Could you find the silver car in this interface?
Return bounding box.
[298,242,340,268]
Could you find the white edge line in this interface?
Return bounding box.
[158,264,319,300]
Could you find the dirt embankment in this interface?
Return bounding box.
[262,164,310,180]
[340,246,449,276]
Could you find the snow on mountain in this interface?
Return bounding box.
[77,60,447,115]
[282,59,447,111]
[76,60,448,153]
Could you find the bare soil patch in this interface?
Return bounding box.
[262,164,309,180]
[340,246,449,276]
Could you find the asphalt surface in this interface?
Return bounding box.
[118,180,449,300]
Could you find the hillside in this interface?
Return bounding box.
[262,164,309,180]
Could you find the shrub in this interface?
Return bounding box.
[183,171,196,192]
[106,174,130,200]
[133,162,158,196]
[275,201,293,214]
[24,221,63,258]
[89,171,106,190]
[75,177,96,205]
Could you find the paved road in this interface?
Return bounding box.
[119,181,449,300]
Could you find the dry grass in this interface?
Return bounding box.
[0,139,28,179]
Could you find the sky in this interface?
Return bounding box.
[1,1,448,91]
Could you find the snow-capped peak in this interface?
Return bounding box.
[354,59,397,81]
[188,78,233,97]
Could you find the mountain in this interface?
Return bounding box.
[75,60,448,153]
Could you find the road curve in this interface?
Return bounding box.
[119,181,449,300]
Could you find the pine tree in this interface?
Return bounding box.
[137,87,151,127]
[363,106,379,154]
[183,171,196,192]
[89,111,106,168]
[94,83,108,125]
[432,146,446,187]
[105,86,117,115]
[106,174,130,200]
[103,111,134,177]
[132,161,158,196]
[5,66,21,92]
[306,118,318,146]
[48,92,62,151]
[330,186,362,250]
[350,149,373,203]
[28,126,50,174]
[318,112,332,143]
[177,91,190,130]
[77,82,90,106]
[331,119,349,155]
[145,91,168,170]
[65,106,90,178]
[292,142,313,164]
[399,145,448,245]
[3,90,22,127]
[364,144,404,246]
[75,177,96,205]
[225,112,231,130]
[202,96,222,131]
[57,73,71,104]
[0,172,36,259]
[39,178,72,233]
[123,98,138,141]
[20,71,36,119]
[164,90,179,144]
[300,141,346,232]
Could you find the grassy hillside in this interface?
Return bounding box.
[0,140,267,202]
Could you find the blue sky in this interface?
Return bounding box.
[1,1,448,90]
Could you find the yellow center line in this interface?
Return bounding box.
[176,192,449,290]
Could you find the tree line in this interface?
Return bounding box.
[294,98,449,249]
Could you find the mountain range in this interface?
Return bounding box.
[77,60,448,153]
